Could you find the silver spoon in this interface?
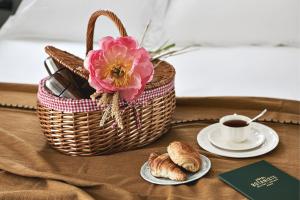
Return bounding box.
[247,109,267,124]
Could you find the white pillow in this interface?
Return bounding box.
[0,0,168,48]
[164,0,300,47]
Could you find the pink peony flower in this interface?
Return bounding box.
[84,36,154,102]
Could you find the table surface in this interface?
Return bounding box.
[0,82,299,200]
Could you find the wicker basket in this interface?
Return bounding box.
[37,10,176,156]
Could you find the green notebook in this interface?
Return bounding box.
[219,160,300,200]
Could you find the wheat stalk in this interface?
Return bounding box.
[90,92,101,101]
[111,92,123,129]
[99,106,111,127]
[97,93,109,107]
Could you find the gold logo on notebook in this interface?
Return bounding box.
[251,176,279,188]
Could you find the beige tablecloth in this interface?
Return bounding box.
[0,83,299,200]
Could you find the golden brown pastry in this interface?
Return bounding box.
[167,141,201,172]
[148,152,187,181]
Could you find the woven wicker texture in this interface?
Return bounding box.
[37,89,175,156]
[38,10,176,156]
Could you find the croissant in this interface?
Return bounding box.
[167,141,201,172]
[148,152,187,181]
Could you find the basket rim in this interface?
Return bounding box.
[38,78,175,113]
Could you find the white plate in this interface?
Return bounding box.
[197,122,279,158]
[140,154,211,185]
[208,124,265,151]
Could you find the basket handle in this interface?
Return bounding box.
[86,10,128,55]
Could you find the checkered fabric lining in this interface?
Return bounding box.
[37,78,174,112]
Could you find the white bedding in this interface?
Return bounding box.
[164,0,300,46]
[166,47,300,100]
[0,39,299,100]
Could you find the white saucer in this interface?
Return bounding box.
[197,122,279,158]
[140,154,211,185]
[208,124,265,151]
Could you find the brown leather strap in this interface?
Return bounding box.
[86,10,128,55]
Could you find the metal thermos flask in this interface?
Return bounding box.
[44,57,95,99]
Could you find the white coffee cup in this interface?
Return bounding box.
[219,114,252,143]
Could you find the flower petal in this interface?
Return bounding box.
[84,50,97,70]
[131,48,154,84]
[99,36,115,50]
[88,74,102,92]
[111,44,127,61]
[119,75,142,101]
[117,36,138,50]
[86,36,153,99]
[98,78,116,92]
[134,62,154,84]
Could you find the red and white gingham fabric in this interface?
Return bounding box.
[37,78,174,112]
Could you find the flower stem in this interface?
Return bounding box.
[140,20,152,47]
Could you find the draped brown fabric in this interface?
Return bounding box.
[0,83,299,200]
